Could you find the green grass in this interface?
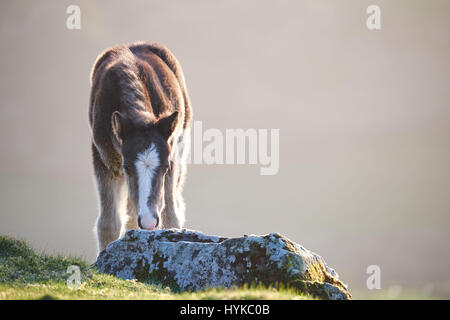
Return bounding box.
[0,235,312,300]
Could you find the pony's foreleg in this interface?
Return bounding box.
[125,197,139,230]
[162,160,185,229]
[92,145,126,253]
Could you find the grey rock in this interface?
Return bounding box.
[95,229,351,300]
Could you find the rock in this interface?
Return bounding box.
[95,229,351,300]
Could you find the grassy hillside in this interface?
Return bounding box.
[0,235,311,300]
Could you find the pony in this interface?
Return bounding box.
[89,42,192,252]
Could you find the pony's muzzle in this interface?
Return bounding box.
[138,214,159,230]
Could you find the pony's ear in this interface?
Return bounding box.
[156,111,179,140]
[111,111,127,143]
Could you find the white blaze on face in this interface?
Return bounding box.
[135,143,160,229]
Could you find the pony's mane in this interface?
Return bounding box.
[110,47,148,113]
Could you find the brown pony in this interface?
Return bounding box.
[89,42,192,253]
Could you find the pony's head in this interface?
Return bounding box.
[111,110,178,230]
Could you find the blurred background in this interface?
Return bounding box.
[1,0,449,299]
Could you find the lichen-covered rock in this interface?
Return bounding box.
[95,229,351,300]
